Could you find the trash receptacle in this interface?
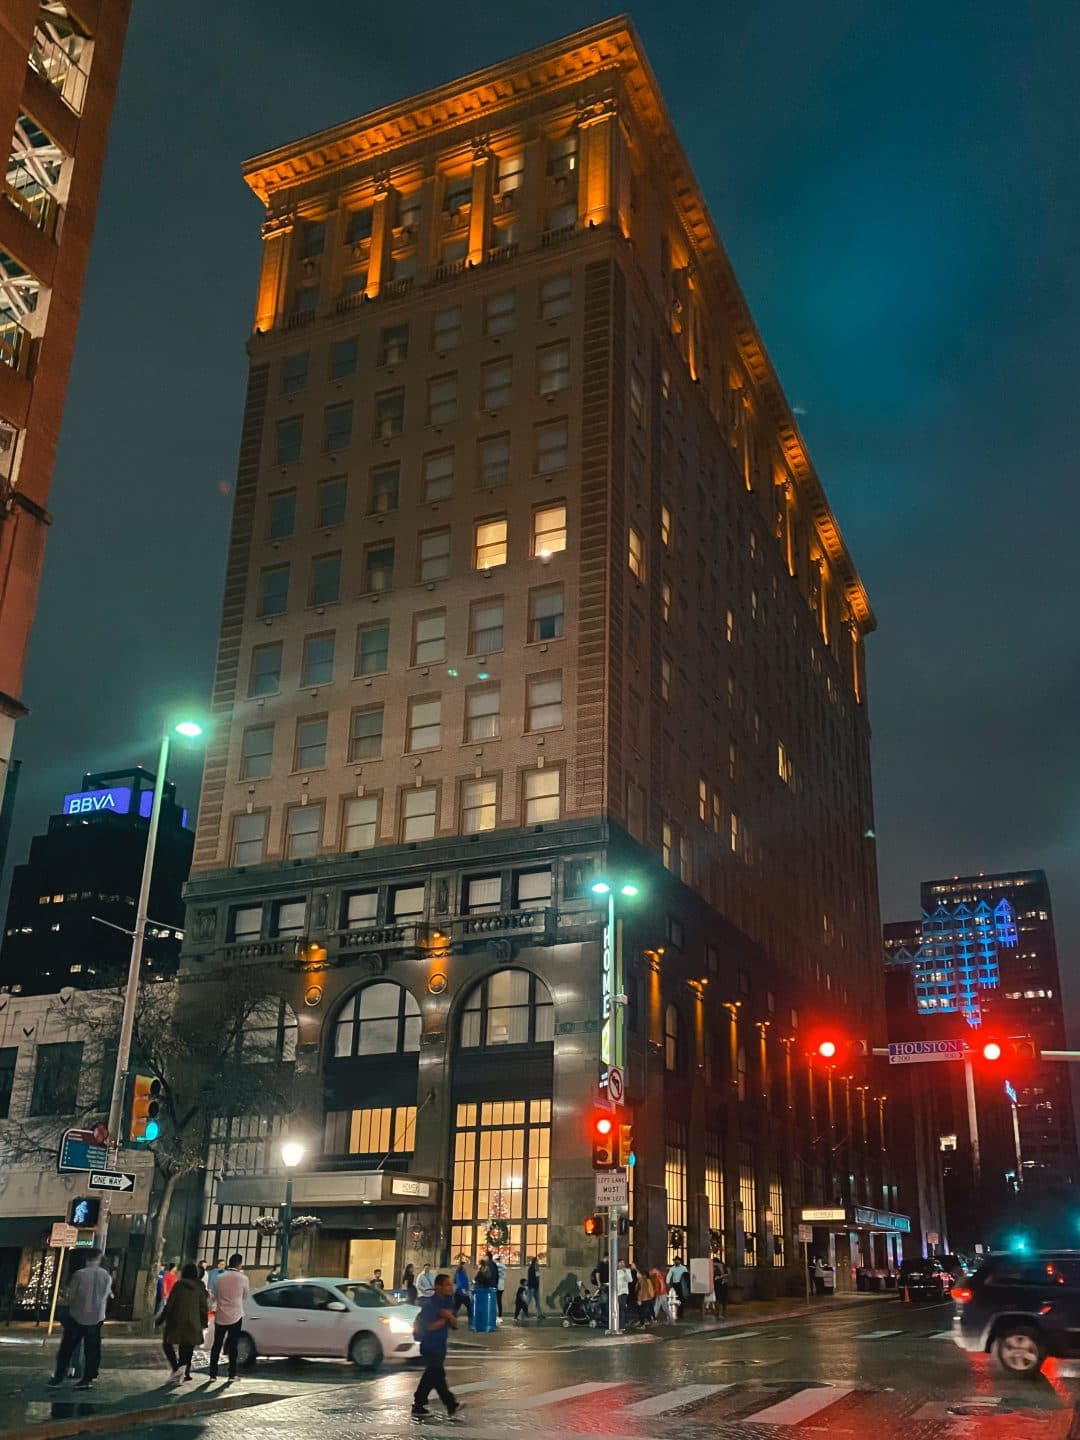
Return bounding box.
[472,1286,497,1332]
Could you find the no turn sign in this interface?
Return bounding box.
[607,1066,624,1105]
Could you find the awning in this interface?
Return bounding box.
[800,1205,910,1234]
[215,1170,440,1209]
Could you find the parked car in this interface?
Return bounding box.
[237,1278,419,1371]
[899,1256,952,1300]
[952,1251,1080,1376]
[938,1254,972,1287]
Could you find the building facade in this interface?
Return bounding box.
[0,0,131,823]
[0,766,192,994]
[182,19,892,1295]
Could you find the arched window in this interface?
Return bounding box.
[664,1004,679,1072]
[460,969,553,1048]
[333,982,421,1058]
[241,997,298,1062]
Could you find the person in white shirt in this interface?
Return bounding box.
[48,1250,112,1389]
[417,1265,437,1298]
[615,1259,631,1328]
[208,1254,249,1381]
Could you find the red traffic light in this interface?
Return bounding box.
[595,1115,614,1137]
[584,1214,606,1237]
[982,1041,1003,1062]
[591,1111,616,1169]
[817,1040,837,1059]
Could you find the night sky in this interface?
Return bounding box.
[6,3,1079,1022]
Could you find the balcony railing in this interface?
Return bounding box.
[335,290,367,314]
[452,908,551,942]
[487,241,519,266]
[540,223,576,249]
[285,307,316,329]
[431,257,468,284]
[3,159,57,235]
[333,923,418,953]
[222,938,292,965]
[382,277,414,299]
[28,26,89,114]
[0,319,30,375]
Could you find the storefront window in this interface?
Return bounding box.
[665,1120,687,1262]
[450,1099,550,1267]
[324,1105,417,1156]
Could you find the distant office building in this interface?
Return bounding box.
[0,767,192,994]
[0,2,132,814]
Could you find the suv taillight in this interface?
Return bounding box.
[951,1286,973,1303]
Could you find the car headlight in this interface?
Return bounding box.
[384,1316,415,1336]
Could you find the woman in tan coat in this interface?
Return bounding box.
[157,1262,208,1382]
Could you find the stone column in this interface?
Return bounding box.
[366,183,395,298]
[467,147,494,266]
[253,214,294,333]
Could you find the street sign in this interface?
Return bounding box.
[595,1169,629,1207]
[57,1128,109,1174]
[797,1223,814,1244]
[607,1066,624,1105]
[49,1223,78,1248]
[88,1171,136,1193]
[888,1039,966,1065]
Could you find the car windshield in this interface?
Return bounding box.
[337,1282,400,1308]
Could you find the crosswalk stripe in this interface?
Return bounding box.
[927,1330,954,1340]
[624,1384,732,1416]
[741,1385,856,1425]
[858,1329,903,1339]
[713,1330,760,1341]
[452,1379,515,1395]
[514,1381,623,1409]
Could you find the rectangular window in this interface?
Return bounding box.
[29,1042,82,1117]
[433,306,462,351]
[412,610,446,665]
[547,131,578,177]
[330,336,358,379]
[240,725,274,780]
[268,490,295,539]
[629,369,645,425]
[481,358,512,411]
[662,820,673,870]
[342,797,379,851]
[660,503,672,547]
[232,812,268,866]
[528,586,564,642]
[532,503,567,556]
[474,518,507,569]
[547,200,576,230]
[423,449,455,501]
[392,885,426,921]
[740,1162,758,1265]
[363,542,394,593]
[368,464,399,514]
[401,786,438,842]
[349,705,383,760]
[295,716,328,770]
[259,565,289,616]
[356,622,389,674]
[342,267,367,298]
[535,418,568,474]
[299,219,325,258]
[730,812,740,854]
[665,1122,688,1263]
[428,374,458,426]
[275,416,303,467]
[468,599,504,654]
[484,291,516,336]
[698,779,708,822]
[250,642,283,697]
[461,779,498,834]
[407,696,441,751]
[301,633,334,686]
[497,152,525,194]
[661,582,671,622]
[419,528,451,581]
[465,875,502,912]
[274,900,306,936]
[628,525,645,580]
[515,870,552,910]
[444,173,472,214]
[231,906,262,942]
[398,191,422,229]
[345,890,378,927]
[309,553,341,606]
[478,433,510,488]
[524,767,560,823]
[379,323,409,366]
[661,656,671,701]
[286,802,323,859]
[317,475,347,527]
[537,341,570,395]
[539,273,572,320]
[373,388,405,439]
[281,352,308,394]
[345,207,373,244]
[294,283,318,315]
[323,401,353,452]
[466,685,500,741]
[527,673,562,731]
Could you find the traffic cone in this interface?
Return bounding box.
[902,1285,910,1303]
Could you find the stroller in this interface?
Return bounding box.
[561,1281,608,1328]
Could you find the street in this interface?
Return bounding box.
[1,1297,1077,1440]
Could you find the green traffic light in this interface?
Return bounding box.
[591,880,611,896]
[174,720,203,739]
[144,1119,160,1141]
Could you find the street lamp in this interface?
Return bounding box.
[97,718,206,1253]
[279,1140,306,1281]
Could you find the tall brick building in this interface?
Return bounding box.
[0,1,131,821]
[181,19,894,1293]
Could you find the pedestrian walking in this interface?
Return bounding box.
[650,1268,671,1323]
[417,1263,437,1298]
[713,1258,732,1319]
[161,1261,179,1304]
[371,1268,385,1290]
[666,1255,689,1316]
[635,1267,655,1325]
[48,1249,112,1390]
[452,1259,472,1319]
[411,1273,463,1420]
[615,1259,631,1329]
[403,1263,418,1304]
[527,1256,545,1319]
[590,1257,610,1290]
[208,1253,249,1382]
[157,1263,208,1383]
[513,1277,531,1322]
[495,1256,506,1317]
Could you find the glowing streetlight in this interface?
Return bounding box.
[279,1139,306,1280]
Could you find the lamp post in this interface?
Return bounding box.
[590,877,639,1335]
[97,719,205,1255]
[279,1140,305,1281]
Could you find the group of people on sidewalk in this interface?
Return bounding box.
[589,1254,733,1327]
[403,1251,545,1323]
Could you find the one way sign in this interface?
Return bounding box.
[88,1171,136,1193]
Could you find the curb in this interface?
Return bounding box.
[0,1388,276,1440]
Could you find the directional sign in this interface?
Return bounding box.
[595,1168,629,1207]
[607,1066,625,1105]
[49,1223,78,1248]
[888,1039,966,1065]
[88,1171,136,1193]
[57,1128,109,1175]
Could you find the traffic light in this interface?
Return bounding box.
[980,1036,1039,1063]
[591,1112,615,1169]
[128,1073,162,1143]
[584,1213,607,1237]
[616,1214,629,1237]
[618,1120,635,1168]
[817,1040,838,1059]
[69,1197,100,1228]
[814,1037,869,1062]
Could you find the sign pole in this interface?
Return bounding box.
[46,1248,65,1339]
[804,1241,811,1304]
[607,1204,618,1334]
[964,1056,982,1185]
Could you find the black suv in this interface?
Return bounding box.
[900,1256,952,1300]
[952,1251,1080,1375]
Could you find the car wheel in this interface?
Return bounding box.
[562,1319,571,1328]
[349,1331,383,1371]
[992,1326,1045,1377]
[236,1333,257,1369]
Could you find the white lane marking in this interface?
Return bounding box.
[927,1330,954,1340]
[515,1381,623,1409]
[858,1329,904,1339]
[712,1330,760,1341]
[624,1384,732,1416]
[741,1385,857,1425]
[451,1379,516,1395]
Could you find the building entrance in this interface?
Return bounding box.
[347,1235,397,1286]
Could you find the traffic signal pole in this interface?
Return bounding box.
[608,893,622,1337]
[963,1056,981,1184]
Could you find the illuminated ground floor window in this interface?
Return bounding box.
[769,1174,785,1267]
[739,1153,758,1266]
[706,1134,724,1257]
[198,1114,283,1267]
[450,1098,550,1266]
[665,1120,688,1262]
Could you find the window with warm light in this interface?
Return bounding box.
[531,503,566,557]
[344,891,378,928]
[342,797,378,851]
[524,767,560,823]
[547,132,578,177]
[474,518,508,569]
[526,674,562,731]
[497,152,524,195]
[461,779,498,834]
[401,786,437,842]
[660,504,672,547]
[628,525,644,581]
[661,582,671,623]
[466,685,500,741]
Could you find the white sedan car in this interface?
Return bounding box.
[237,1277,419,1371]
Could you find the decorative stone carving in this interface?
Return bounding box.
[485,939,512,963]
[192,909,217,944]
[313,893,329,930]
[435,879,450,915]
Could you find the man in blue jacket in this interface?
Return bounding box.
[412,1274,462,1420]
